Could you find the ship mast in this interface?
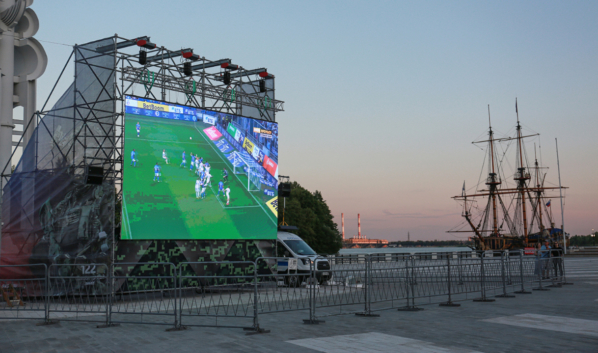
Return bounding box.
[514,98,530,243]
[487,105,500,236]
[534,146,544,231]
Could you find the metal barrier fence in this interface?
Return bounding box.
[0,250,569,332]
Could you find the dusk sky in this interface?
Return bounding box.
[31,1,598,241]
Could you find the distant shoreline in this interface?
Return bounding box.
[339,246,472,254]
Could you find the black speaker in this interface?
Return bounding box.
[279,182,291,197]
[139,50,147,65]
[183,61,192,76]
[223,71,231,85]
[86,166,103,185]
[259,79,266,93]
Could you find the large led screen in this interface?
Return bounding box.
[121,96,279,240]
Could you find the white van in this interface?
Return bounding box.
[275,231,332,285]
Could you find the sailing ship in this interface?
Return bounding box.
[448,100,567,251]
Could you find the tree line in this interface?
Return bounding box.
[278,181,343,254]
[569,234,598,246]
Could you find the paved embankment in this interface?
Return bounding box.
[1,258,597,353]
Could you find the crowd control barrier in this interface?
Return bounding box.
[0,250,570,333]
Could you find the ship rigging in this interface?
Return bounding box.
[448,100,567,251]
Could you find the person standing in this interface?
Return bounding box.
[205,171,212,187]
[180,151,186,168]
[222,169,229,183]
[153,162,161,182]
[136,122,141,137]
[552,242,564,278]
[130,149,137,167]
[541,240,551,279]
[195,178,201,199]
[224,187,231,205]
[201,181,207,199]
[217,180,224,196]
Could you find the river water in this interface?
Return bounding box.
[339,247,472,255]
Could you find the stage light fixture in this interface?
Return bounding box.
[136,39,157,49]
[258,71,269,78]
[259,79,266,92]
[182,50,200,61]
[221,63,239,71]
[223,71,231,85]
[278,182,291,197]
[139,50,147,65]
[183,62,192,76]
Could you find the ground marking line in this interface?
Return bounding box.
[287,332,484,353]
[482,314,598,338]
[194,122,276,225]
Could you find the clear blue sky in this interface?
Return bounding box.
[32,0,598,241]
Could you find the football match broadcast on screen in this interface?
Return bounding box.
[121,96,279,240]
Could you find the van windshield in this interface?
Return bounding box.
[283,240,317,256]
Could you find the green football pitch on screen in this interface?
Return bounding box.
[121,113,277,240]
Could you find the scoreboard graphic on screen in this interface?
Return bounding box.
[121,96,278,240]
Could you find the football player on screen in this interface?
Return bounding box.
[205,162,211,176]
[205,171,212,187]
[201,180,207,199]
[217,180,224,196]
[153,163,161,182]
[199,170,205,186]
[130,149,137,167]
[195,178,201,199]
[224,187,231,205]
[162,149,169,164]
[195,157,201,176]
[189,153,195,172]
[222,169,229,183]
[136,122,140,137]
[180,151,186,168]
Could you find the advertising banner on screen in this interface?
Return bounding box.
[203,114,216,125]
[253,127,273,139]
[263,156,278,178]
[243,138,255,155]
[251,145,261,161]
[121,95,278,240]
[203,126,222,141]
[266,197,278,217]
[227,124,237,138]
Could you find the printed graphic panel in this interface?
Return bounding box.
[122,96,279,240]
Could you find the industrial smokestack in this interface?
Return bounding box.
[358,213,361,239]
[342,213,345,240]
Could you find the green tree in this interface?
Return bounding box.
[279,181,342,254]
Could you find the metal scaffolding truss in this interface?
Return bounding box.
[2,34,284,191]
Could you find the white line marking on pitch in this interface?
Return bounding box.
[482,314,598,337]
[122,194,132,240]
[287,332,484,353]
[133,138,210,145]
[224,206,262,209]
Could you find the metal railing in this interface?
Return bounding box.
[0,250,569,333]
